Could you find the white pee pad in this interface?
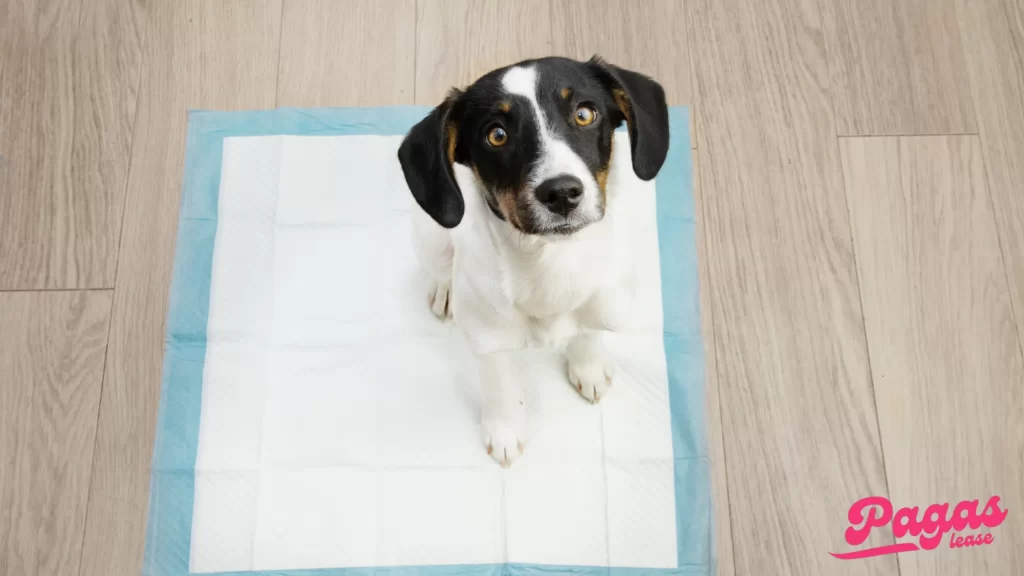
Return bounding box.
[145,107,710,576]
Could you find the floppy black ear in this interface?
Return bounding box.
[588,57,670,181]
[398,91,464,228]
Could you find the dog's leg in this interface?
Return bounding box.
[453,276,531,467]
[412,208,454,320]
[428,278,452,320]
[566,331,616,403]
[479,350,527,468]
[565,281,631,403]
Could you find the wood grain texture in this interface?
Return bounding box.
[694,151,736,576]
[1,2,1017,575]
[688,0,897,574]
[550,0,695,147]
[414,0,552,105]
[76,2,282,575]
[840,135,1024,575]
[0,291,112,576]
[0,0,145,290]
[549,0,689,104]
[277,0,415,106]
[957,0,1024,358]
[821,0,976,136]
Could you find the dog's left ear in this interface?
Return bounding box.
[588,57,669,181]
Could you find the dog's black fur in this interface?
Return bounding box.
[398,57,669,231]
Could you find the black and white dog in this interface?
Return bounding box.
[398,57,669,467]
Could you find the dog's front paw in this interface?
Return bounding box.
[481,406,526,468]
[428,279,452,321]
[567,333,615,403]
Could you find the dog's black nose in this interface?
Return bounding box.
[534,175,584,216]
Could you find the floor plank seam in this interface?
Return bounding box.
[0,287,115,293]
[75,8,151,576]
[952,0,1024,366]
[684,3,732,566]
[836,132,980,139]
[816,0,902,570]
[73,293,117,576]
[973,134,1024,367]
[833,132,903,576]
[109,11,151,292]
[699,162,738,576]
[273,0,286,106]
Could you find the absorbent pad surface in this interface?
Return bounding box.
[146,106,711,576]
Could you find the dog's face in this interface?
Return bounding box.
[454,63,618,235]
[399,57,669,236]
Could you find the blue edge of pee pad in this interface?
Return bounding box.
[145,106,712,576]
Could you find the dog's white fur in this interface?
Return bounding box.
[412,66,635,467]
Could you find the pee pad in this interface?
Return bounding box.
[146,106,711,576]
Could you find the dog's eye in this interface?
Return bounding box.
[487,126,508,147]
[574,105,597,127]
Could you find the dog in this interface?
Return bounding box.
[397,56,669,467]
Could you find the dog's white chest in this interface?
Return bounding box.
[444,161,644,352]
[505,240,606,320]
[503,213,627,327]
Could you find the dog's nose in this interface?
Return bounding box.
[534,175,584,216]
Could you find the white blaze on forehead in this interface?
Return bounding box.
[501,66,539,102]
[500,66,601,224]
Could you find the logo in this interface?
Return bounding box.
[831,495,1008,560]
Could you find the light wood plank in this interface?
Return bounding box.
[414,0,552,105]
[277,0,416,106]
[694,151,735,576]
[957,0,1024,357]
[821,0,976,136]
[76,2,282,575]
[689,0,897,574]
[0,0,145,290]
[841,135,1024,575]
[550,0,695,147]
[0,291,112,576]
[0,0,83,289]
[549,0,690,105]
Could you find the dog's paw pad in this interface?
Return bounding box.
[428,280,452,321]
[567,335,615,404]
[568,362,614,403]
[482,412,526,468]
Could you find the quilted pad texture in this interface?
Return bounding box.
[145,107,711,576]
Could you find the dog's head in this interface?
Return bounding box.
[398,57,669,236]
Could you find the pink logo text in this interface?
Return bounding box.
[830,495,1007,559]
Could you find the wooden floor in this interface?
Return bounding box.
[2,1,1022,575]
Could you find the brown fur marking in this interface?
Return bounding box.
[595,167,609,195]
[595,135,613,205]
[612,88,632,127]
[496,190,521,228]
[446,123,458,165]
[498,101,510,113]
[560,87,571,100]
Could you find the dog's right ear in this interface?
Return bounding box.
[398,91,465,228]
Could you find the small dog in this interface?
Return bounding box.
[398,56,669,467]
